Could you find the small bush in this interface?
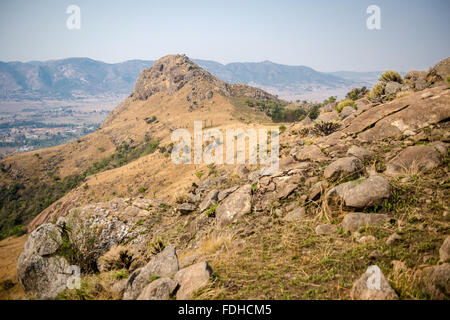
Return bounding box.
[379,70,403,83]
[308,104,321,120]
[205,204,217,217]
[311,122,341,136]
[279,125,286,133]
[115,269,129,280]
[346,87,368,101]
[336,100,356,113]
[447,75,450,85]
[366,82,385,101]
[138,186,148,193]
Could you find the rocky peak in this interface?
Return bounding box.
[131,54,228,100]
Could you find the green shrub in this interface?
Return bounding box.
[346,87,368,101]
[138,186,148,193]
[379,70,403,83]
[308,104,321,120]
[336,100,356,113]
[205,204,217,217]
[366,82,385,101]
[447,75,450,85]
[279,125,286,133]
[9,225,27,237]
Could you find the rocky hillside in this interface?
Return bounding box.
[1,56,449,300]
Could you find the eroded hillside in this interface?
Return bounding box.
[1,56,449,300]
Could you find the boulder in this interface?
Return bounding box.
[346,146,374,161]
[123,246,179,300]
[283,207,306,222]
[315,224,338,235]
[217,186,239,202]
[17,254,71,300]
[174,261,212,300]
[216,184,252,227]
[199,190,219,213]
[343,176,391,209]
[439,236,450,263]
[385,81,402,95]
[137,277,177,300]
[342,213,389,232]
[340,106,356,119]
[16,223,72,299]
[385,145,442,175]
[316,112,339,123]
[324,156,363,181]
[420,263,450,299]
[177,203,197,215]
[293,145,329,162]
[327,176,392,209]
[351,265,398,300]
[427,57,450,85]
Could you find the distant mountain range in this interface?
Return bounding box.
[0,57,382,102]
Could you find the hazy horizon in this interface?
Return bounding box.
[1,0,449,72]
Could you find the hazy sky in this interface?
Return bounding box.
[0,0,449,71]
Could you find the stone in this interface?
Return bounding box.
[439,236,450,263]
[316,112,339,123]
[216,184,252,227]
[420,263,450,299]
[431,141,448,156]
[21,223,62,257]
[293,145,328,162]
[358,235,377,244]
[177,203,197,215]
[309,181,327,201]
[108,278,128,299]
[137,277,177,300]
[283,207,306,222]
[385,81,402,95]
[342,213,389,232]
[16,223,71,299]
[199,189,219,213]
[324,156,363,181]
[123,246,179,300]
[351,265,398,300]
[315,224,338,235]
[174,261,212,300]
[343,176,392,209]
[340,106,355,119]
[217,186,239,202]
[385,145,442,175]
[17,254,70,300]
[346,146,374,161]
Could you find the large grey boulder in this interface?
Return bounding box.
[16,223,70,299]
[385,81,402,96]
[324,156,363,181]
[293,145,329,162]
[343,176,392,208]
[351,265,398,300]
[385,145,442,175]
[174,261,212,300]
[283,207,305,222]
[137,277,177,300]
[123,246,179,300]
[326,176,392,209]
[346,146,374,161]
[216,184,252,227]
[342,212,389,232]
